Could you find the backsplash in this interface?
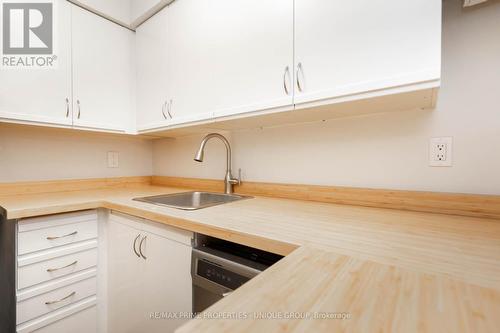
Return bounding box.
[0,124,153,182]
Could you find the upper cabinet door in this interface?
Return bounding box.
[0,0,72,126]
[294,0,442,106]
[136,6,170,131]
[71,6,135,132]
[167,0,294,123]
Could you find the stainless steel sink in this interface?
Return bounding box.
[133,191,252,210]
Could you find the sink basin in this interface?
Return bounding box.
[133,191,252,210]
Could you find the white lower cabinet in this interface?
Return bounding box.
[107,212,193,333]
[16,211,99,333]
[16,210,193,333]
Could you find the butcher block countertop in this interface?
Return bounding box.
[1,184,500,332]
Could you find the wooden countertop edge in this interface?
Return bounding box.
[6,199,298,256]
[6,202,103,220]
[103,201,299,256]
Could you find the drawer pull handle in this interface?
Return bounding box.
[139,236,147,260]
[45,291,76,305]
[47,260,78,273]
[46,231,78,240]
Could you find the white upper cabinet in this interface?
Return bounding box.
[0,0,442,134]
[293,0,441,106]
[202,0,294,119]
[71,5,135,132]
[0,0,72,126]
[136,6,171,131]
[164,0,217,125]
[167,0,294,124]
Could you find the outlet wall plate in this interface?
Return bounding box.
[429,137,453,167]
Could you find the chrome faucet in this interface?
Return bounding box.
[194,133,241,195]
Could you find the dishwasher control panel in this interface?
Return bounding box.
[197,259,249,290]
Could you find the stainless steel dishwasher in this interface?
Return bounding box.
[191,234,283,314]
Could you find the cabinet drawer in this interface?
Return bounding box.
[17,276,96,325]
[29,305,96,333]
[18,211,97,255]
[18,248,97,290]
[17,299,97,333]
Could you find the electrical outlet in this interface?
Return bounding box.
[107,151,119,168]
[429,137,452,167]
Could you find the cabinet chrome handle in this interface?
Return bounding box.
[139,235,147,259]
[283,66,290,95]
[133,234,141,257]
[162,101,167,119]
[45,291,76,305]
[167,99,173,119]
[222,291,233,297]
[296,62,304,92]
[77,100,81,119]
[46,231,77,240]
[47,260,78,273]
[65,98,70,117]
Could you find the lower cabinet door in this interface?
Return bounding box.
[107,219,144,333]
[107,215,193,333]
[140,230,192,333]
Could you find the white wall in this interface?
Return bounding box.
[153,0,500,195]
[0,124,153,182]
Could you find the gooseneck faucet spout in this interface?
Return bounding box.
[194,133,241,194]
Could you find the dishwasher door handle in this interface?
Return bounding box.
[191,249,263,277]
